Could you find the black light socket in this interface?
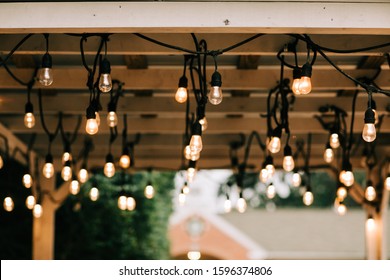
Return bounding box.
[25,102,34,114]
[211,71,222,87]
[41,53,52,68]
[188,160,196,169]
[107,102,116,113]
[364,108,375,124]
[192,121,202,136]
[106,153,114,163]
[293,67,302,79]
[86,104,96,119]
[284,145,293,156]
[178,76,188,88]
[301,62,312,78]
[100,58,111,74]
[45,153,53,164]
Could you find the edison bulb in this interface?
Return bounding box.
[224,199,232,213]
[362,123,376,142]
[126,197,136,211]
[292,172,302,187]
[175,87,188,103]
[119,154,131,169]
[178,193,186,206]
[85,118,98,135]
[337,187,347,200]
[43,162,54,179]
[268,137,281,154]
[39,68,53,86]
[208,86,223,105]
[366,217,376,232]
[259,168,269,183]
[70,180,80,195]
[3,197,14,212]
[187,167,196,182]
[104,162,115,178]
[340,171,354,187]
[298,76,311,94]
[78,168,89,184]
[24,112,35,128]
[329,133,340,149]
[372,109,379,125]
[323,148,334,163]
[266,184,276,199]
[26,195,36,210]
[144,185,155,199]
[61,152,72,164]
[292,78,301,95]
[265,164,275,178]
[184,145,200,161]
[386,176,390,191]
[189,135,203,153]
[61,165,72,181]
[182,184,190,195]
[99,73,112,93]
[107,111,118,127]
[23,174,33,188]
[33,204,43,218]
[118,195,127,210]
[365,186,376,201]
[303,191,314,206]
[199,117,208,131]
[236,197,247,213]
[89,187,99,201]
[95,112,101,126]
[283,156,295,172]
[336,203,347,216]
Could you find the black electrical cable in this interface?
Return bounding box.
[135,33,198,55]
[38,89,60,151]
[219,34,265,54]
[0,34,34,67]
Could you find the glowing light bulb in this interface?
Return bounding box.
[283,156,295,172]
[265,164,275,178]
[303,191,314,206]
[0,155,3,169]
[184,145,200,161]
[107,111,118,127]
[292,172,302,187]
[95,112,101,127]
[268,137,281,154]
[70,180,80,195]
[187,167,197,182]
[175,87,188,103]
[339,170,354,187]
[182,184,190,195]
[385,175,390,191]
[372,109,379,125]
[23,174,33,188]
[323,147,334,163]
[366,217,375,232]
[208,71,223,105]
[3,197,14,212]
[39,68,53,86]
[362,123,376,143]
[42,162,54,179]
[365,186,376,201]
[126,196,136,211]
[62,152,72,164]
[329,133,340,149]
[26,195,36,210]
[298,63,312,95]
[104,162,115,178]
[24,112,35,128]
[336,203,347,216]
[119,152,131,169]
[89,187,99,201]
[144,184,155,199]
[259,168,269,183]
[266,184,276,199]
[292,67,302,95]
[85,118,98,135]
[61,165,72,182]
[118,195,127,210]
[33,204,43,218]
[78,168,89,184]
[98,58,112,92]
[189,135,202,153]
[337,186,347,200]
[199,117,208,132]
[178,193,186,206]
[236,197,247,213]
[224,199,232,213]
[187,251,201,260]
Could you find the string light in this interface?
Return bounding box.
[186,160,197,182]
[119,147,131,169]
[268,126,282,154]
[182,182,190,195]
[33,203,43,218]
[292,67,302,95]
[291,171,302,187]
[85,105,99,135]
[259,166,269,183]
[303,187,314,206]
[329,132,340,149]
[208,70,223,105]
[224,194,232,213]
[199,117,208,132]
[126,196,136,211]
[336,186,348,201]
[3,196,14,212]
[265,156,275,179]
[104,153,115,178]
[144,182,155,199]
[362,107,376,142]
[323,142,334,163]
[22,173,33,188]
[365,180,376,201]
[298,62,312,94]
[336,201,347,216]
[0,154,3,169]
[175,76,188,103]
[184,145,200,161]
[89,187,99,201]
[178,188,186,206]
[24,101,35,128]
[39,47,53,86]
[98,58,112,93]
[62,151,72,165]
[118,191,127,210]
[339,160,354,187]
[236,196,247,213]
[266,183,276,199]
[69,178,80,195]
[42,153,54,179]
[61,160,72,182]
[189,122,203,154]
[78,166,89,184]
[282,145,295,172]
[25,195,36,210]
[107,102,118,128]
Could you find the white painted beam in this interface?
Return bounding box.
[0,2,390,34]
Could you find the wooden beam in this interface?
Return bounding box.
[1,2,390,34]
